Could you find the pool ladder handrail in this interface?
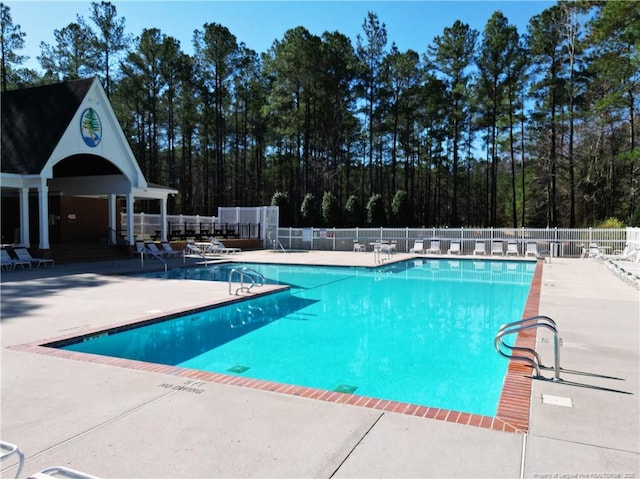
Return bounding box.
[228,267,265,295]
[494,315,561,381]
[139,248,168,272]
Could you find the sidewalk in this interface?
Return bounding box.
[1,253,638,478]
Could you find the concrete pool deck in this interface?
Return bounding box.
[1,251,638,478]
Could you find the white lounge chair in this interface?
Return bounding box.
[425,239,441,254]
[0,248,30,269]
[30,466,101,479]
[184,239,207,257]
[525,241,538,257]
[210,239,241,253]
[1,440,24,479]
[491,240,504,256]
[473,240,486,255]
[447,240,461,254]
[506,241,519,256]
[409,240,424,254]
[12,246,55,268]
[2,441,99,479]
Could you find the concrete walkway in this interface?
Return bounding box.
[1,252,638,478]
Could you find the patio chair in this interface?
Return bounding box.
[525,241,538,258]
[210,238,241,254]
[353,240,366,252]
[491,240,504,256]
[30,466,101,479]
[134,240,146,256]
[12,246,55,268]
[473,240,486,255]
[0,249,16,271]
[184,239,205,257]
[409,240,424,254]
[1,440,24,479]
[144,242,168,257]
[0,248,30,269]
[425,239,441,254]
[583,243,603,259]
[160,241,182,258]
[506,241,519,256]
[447,240,461,254]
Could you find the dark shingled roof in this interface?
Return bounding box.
[1,78,94,175]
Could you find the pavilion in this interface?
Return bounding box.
[1,77,177,255]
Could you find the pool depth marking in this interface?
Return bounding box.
[9,258,542,433]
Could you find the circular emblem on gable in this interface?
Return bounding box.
[80,108,102,147]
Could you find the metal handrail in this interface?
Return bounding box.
[228,267,265,295]
[495,315,561,381]
[138,244,168,272]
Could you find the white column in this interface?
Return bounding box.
[108,194,117,244]
[19,187,30,247]
[37,179,49,249]
[126,193,135,245]
[160,197,168,242]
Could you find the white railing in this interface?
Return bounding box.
[276,227,638,258]
[120,206,279,246]
[121,213,218,239]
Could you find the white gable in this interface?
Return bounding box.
[41,78,147,189]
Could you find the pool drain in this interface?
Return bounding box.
[227,365,250,373]
[334,384,358,394]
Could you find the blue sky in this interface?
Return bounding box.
[8,1,554,72]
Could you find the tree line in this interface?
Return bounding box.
[1,1,638,227]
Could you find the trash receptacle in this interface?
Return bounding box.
[551,242,561,257]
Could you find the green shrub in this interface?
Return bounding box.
[595,217,625,228]
[366,194,386,226]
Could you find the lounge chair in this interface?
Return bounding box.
[1,441,98,479]
[30,466,101,479]
[409,240,424,254]
[506,241,519,256]
[0,248,30,269]
[184,239,207,257]
[1,249,16,271]
[160,241,182,258]
[525,241,538,257]
[425,239,441,254]
[447,240,461,254]
[12,246,54,268]
[491,240,504,256]
[473,240,486,255]
[210,239,241,253]
[1,440,24,479]
[144,242,168,257]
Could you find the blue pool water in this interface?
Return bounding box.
[58,259,535,416]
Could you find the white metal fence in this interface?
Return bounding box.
[276,227,639,258]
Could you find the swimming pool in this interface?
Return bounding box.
[55,259,535,417]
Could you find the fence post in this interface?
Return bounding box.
[406,227,409,253]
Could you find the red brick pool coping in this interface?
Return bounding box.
[8,259,542,434]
